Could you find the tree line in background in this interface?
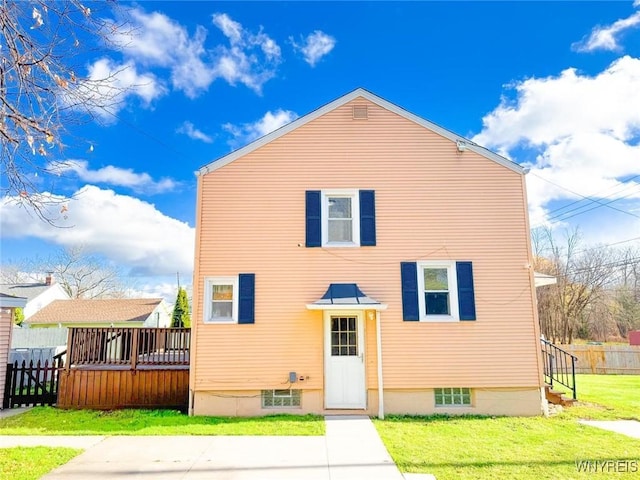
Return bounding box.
[533,228,640,344]
[1,245,191,328]
[3,231,638,341]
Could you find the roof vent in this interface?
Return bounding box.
[352,105,368,120]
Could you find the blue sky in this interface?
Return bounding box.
[2,1,640,299]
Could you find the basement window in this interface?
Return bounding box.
[435,388,471,406]
[262,389,301,408]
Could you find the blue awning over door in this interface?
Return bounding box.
[306,283,387,310]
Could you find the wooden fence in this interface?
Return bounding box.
[564,344,640,374]
[58,327,190,411]
[3,355,63,409]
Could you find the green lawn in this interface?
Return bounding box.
[375,374,640,479]
[558,374,640,421]
[0,408,325,436]
[0,447,81,480]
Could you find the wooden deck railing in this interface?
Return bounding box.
[66,327,190,371]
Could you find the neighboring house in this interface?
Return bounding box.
[190,88,544,417]
[24,298,171,328]
[1,293,27,409]
[0,275,70,319]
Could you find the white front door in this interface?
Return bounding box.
[324,312,366,409]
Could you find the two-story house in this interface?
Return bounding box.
[189,89,543,417]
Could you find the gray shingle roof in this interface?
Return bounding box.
[0,283,52,302]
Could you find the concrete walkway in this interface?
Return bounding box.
[579,420,640,439]
[0,415,414,479]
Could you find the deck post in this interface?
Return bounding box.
[131,328,140,371]
[65,328,74,373]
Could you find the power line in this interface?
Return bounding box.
[543,173,640,219]
[530,172,640,227]
[546,182,640,223]
[104,110,192,162]
[531,235,640,257]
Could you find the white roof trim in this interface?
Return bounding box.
[534,272,557,288]
[306,303,388,311]
[198,88,524,175]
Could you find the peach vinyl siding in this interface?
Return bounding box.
[1,308,15,409]
[191,95,542,413]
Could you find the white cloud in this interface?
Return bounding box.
[1,186,194,277]
[127,281,193,305]
[474,56,640,149]
[211,13,282,93]
[291,30,336,67]
[72,58,166,119]
[111,9,281,97]
[49,161,177,194]
[223,109,298,147]
[211,12,243,44]
[114,9,216,98]
[573,10,640,52]
[176,121,213,143]
[473,56,640,228]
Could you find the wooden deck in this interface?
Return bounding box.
[57,327,190,410]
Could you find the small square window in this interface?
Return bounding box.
[262,389,301,408]
[435,388,471,407]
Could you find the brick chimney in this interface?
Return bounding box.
[45,272,54,286]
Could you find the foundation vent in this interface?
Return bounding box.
[352,105,368,120]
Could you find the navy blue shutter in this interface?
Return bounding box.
[305,191,321,247]
[238,274,255,324]
[401,262,419,321]
[456,262,476,321]
[359,190,376,246]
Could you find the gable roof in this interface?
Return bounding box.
[0,283,60,302]
[198,88,523,175]
[25,298,164,325]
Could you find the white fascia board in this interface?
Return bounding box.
[306,303,388,311]
[198,88,523,176]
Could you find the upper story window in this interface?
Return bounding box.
[323,190,360,247]
[305,190,376,248]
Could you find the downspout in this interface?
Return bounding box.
[376,310,384,419]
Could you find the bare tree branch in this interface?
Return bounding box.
[0,0,129,223]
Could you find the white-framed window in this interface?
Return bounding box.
[321,190,360,247]
[435,387,472,406]
[261,389,301,408]
[417,261,459,321]
[204,276,238,323]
